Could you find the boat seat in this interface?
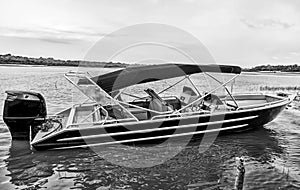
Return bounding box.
[180,86,198,105]
[179,86,201,112]
[105,105,127,120]
[144,88,173,119]
[166,98,181,110]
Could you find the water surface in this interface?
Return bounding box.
[0,66,299,189]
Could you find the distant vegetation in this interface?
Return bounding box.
[0,54,127,68]
[1,54,299,72]
[243,64,300,72]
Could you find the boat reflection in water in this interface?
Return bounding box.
[5,140,54,188]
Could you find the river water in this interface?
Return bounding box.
[0,66,299,190]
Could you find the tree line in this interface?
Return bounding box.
[243,64,300,72]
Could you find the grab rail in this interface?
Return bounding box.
[236,98,287,110]
[151,109,210,120]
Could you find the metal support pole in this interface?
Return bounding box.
[234,157,245,190]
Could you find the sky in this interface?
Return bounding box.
[0,0,300,67]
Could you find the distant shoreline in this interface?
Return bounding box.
[0,54,128,68]
[242,71,300,76]
[243,64,300,72]
[0,63,126,68]
[0,64,48,67]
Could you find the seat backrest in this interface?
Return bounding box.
[144,88,173,118]
[148,98,169,118]
[180,86,198,105]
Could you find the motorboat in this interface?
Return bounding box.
[2,64,293,150]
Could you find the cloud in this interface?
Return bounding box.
[38,37,72,44]
[39,27,107,38]
[290,52,300,56]
[0,26,106,44]
[241,18,295,29]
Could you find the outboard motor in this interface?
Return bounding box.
[3,91,47,140]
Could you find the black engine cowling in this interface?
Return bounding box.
[3,91,47,140]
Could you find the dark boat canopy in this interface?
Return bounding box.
[86,64,241,93]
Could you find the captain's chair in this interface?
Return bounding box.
[179,86,200,112]
[180,86,198,105]
[144,88,172,118]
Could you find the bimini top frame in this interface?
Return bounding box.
[65,64,242,122]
